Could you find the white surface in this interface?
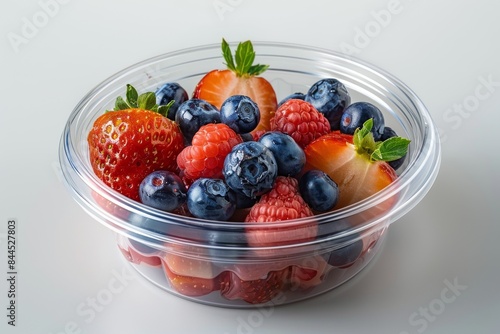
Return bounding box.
[1,0,499,333]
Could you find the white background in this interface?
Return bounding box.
[1,0,499,333]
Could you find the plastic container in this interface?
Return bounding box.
[59,41,441,308]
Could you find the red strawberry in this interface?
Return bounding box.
[304,119,410,210]
[245,176,317,247]
[91,190,129,219]
[220,267,291,304]
[117,235,161,267]
[162,244,217,297]
[163,265,217,297]
[289,255,329,290]
[250,129,267,141]
[270,99,331,148]
[193,39,278,133]
[176,123,242,180]
[88,85,184,201]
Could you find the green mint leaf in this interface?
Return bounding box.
[114,96,130,111]
[137,92,157,111]
[371,137,411,162]
[235,40,255,76]
[221,38,236,72]
[157,100,175,117]
[126,84,138,108]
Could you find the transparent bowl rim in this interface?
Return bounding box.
[60,40,441,248]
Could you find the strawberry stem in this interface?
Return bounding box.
[353,119,410,162]
[353,119,377,155]
[221,38,269,78]
[109,84,172,116]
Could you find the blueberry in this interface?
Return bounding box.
[340,102,385,140]
[175,98,220,144]
[380,126,407,170]
[317,220,363,268]
[278,92,305,108]
[239,133,254,142]
[223,141,278,198]
[187,178,236,221]
[139,170,187,212]
[127,212,202,242]
[327,237,364,267]
[234,192,258,209]
[204,225,249,259]
[299,170,339,212]
[220,95,260,134]
[127,213,169,235]
[204,226,248,246]
[258,131,305,176]
[305,78,351,130]
[154,82,189,120]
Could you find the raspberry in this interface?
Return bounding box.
[177,123,242,180]
[220,267,291,304]
[245,176,316,247]
[270,99,330,148]
[245,176,313,223]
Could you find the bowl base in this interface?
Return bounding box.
[119,232,387,308]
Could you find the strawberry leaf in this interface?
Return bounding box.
[221,38,269,77]
[114,96,130,111]
[353,119,410,162]
[111,84,164,114]
[157,100,175,117]
[235,40,255,75]
[353,118,373,148]
[371,137,411,162]
[126,84,138,108]
[353,119,377,155]
[137,92,157,111]
[248,64,270,76]
[222,38,236,72]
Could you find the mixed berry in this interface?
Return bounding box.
[154,82,188,120]
[90,39,410,305]
[220,95,261,134]
[139,170,187,212]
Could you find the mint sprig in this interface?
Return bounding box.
[371,137,411,162]
[353,119,410,162]
[109,84,173,117]
[222,38,269,77]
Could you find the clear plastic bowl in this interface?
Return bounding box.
[59,41,441,308]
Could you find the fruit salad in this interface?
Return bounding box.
[90,39,410,305]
